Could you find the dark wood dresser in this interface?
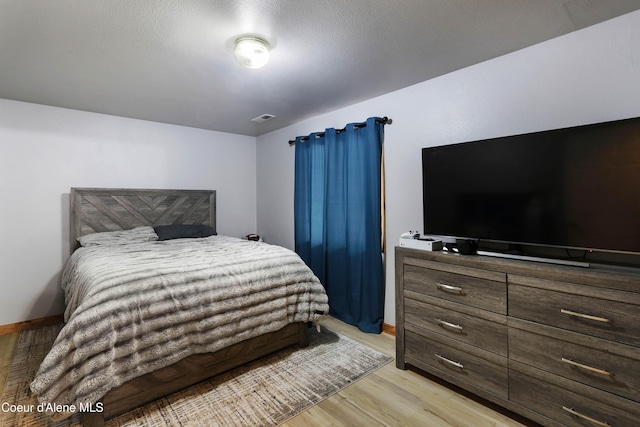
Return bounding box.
[395,247,640,427]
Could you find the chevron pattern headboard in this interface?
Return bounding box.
[70,188,216,252]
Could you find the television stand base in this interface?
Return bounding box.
[476,250,590,268]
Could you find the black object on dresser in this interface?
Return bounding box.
[395,246,640,427]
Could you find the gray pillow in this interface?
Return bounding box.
[154,224,217,241]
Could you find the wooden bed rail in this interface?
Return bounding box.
[82,322,309,427]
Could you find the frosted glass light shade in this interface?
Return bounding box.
[234,37,270,69]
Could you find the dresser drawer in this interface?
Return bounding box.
[405,325,508,399]
[404,258,506,314]
[509,275,640,347]
[510,361,640,427]
[405,292,508,356]
[509,318,640,402]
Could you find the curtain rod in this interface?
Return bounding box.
[288,116,392,146]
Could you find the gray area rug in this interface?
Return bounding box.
[0,323,392,426]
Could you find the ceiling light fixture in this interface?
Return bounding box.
[234,36,270,69]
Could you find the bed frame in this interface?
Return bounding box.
[68,188,308,427]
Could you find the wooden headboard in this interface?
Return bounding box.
[70,188,216,251]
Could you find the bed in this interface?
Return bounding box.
[30,188,329,427]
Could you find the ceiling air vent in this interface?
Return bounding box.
[251,113,276,123]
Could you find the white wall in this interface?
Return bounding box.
[256,10,640,327]
[0,100,257,325]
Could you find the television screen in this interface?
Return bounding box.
[422,117,640,257]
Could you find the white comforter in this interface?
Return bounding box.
[30,235,329,419]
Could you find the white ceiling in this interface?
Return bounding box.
[1,0,639,136]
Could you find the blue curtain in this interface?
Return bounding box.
[294,117,384,333]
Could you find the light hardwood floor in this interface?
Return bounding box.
[0,317,539,427]
[285,317,539,427]
[0,332,19,393]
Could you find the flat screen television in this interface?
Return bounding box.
[422,116,640,266]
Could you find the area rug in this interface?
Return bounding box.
[0,323,392,426]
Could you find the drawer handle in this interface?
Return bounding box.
[435,353,464,370]
[436,283,464,294]
[435,318,464,333]
[560,309,611,324]
[561,358,614,377]
[562,406,610,427]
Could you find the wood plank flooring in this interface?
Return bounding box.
[0,332,19,393]
[0,317,540,426]
[282,317,539,427]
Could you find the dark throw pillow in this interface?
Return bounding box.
[154,224,217,241]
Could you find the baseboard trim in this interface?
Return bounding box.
[0,314,64,336]
[382,322,396,336]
